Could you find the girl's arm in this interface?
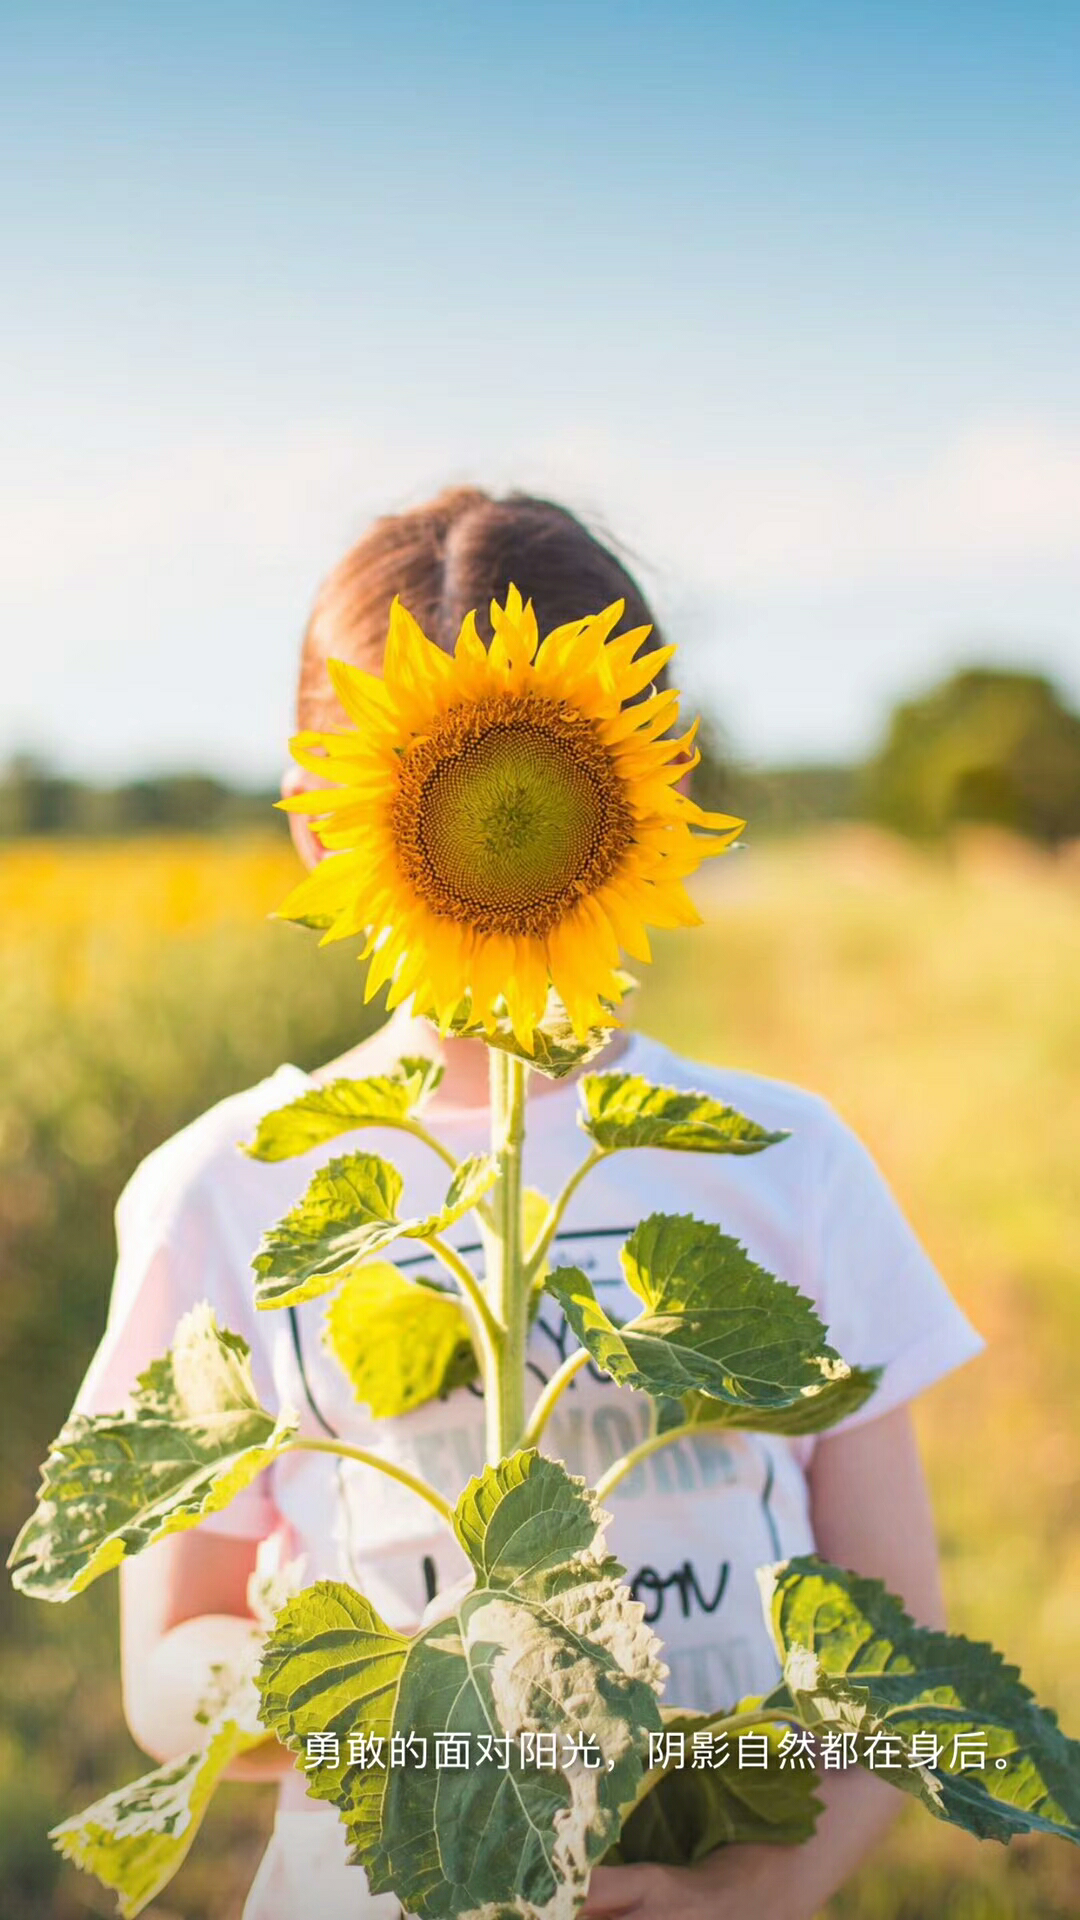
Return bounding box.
[120,1532,293,1781]
[584,1403,942,1917]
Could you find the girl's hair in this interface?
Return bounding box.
[297,487,664,729]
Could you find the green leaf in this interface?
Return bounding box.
[439,975,636,1081]
[546,1214,847,1413]
[452,1450,609,1588]
[252,1151,496,1310]
[324,1262,478,1416]
[579,1074,789,1156]
[253,1152,403,1308]
[7,1305,297,1601]
[763,1556,1080,1846]
[606,1706,821,1865]
[242,1057,445,1160]
[51,1548,305,1915]
[52,1722,255,1917]
[258,1450,666,1919]
[655,1366,883,1438]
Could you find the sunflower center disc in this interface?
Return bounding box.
[393,694,634,936]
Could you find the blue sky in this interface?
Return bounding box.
[4,0,1079,778]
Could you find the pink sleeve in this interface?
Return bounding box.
[789,1107,985,1469]
[71,1161,282,1541]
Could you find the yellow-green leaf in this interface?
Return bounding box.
[763,1556,1080,1846]
[49,1548,306,1916]
[242,1057,444,1160]
[52,1722,257,1917]
[655,1366,883,1438]
[546,1214,847,1412]
[252,1152,496,1310]
[580,1074,789,1156]
[435,1152,498,1231]
[7,1305,297,1601]
[324,1263,478,1416]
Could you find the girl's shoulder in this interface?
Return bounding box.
[116,1063,311,1237]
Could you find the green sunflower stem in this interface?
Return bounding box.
[290,1438,456,1528]
[593,1422,681,1502]
[485,1047,529,1463]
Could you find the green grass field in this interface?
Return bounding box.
[2,827,1078,1918]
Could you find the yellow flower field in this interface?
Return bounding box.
[1,827,1078,1918]
[1,832,299,938]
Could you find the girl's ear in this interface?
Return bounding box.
[281,765,327,871]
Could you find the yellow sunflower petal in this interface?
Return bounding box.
[532,616,589,667]
[505,937,551,1044]
[599,688,681,746]
[489,584,540,682]
[602,624,654,671]
[575,892,621,970]
[275,853,359,922]
[286,735,387,784]
[412,911,472,1021]
[586,599,628,647]
[470,932,516,1026]
[680,800,746,836]
[325,658,399,732]
[291,726,381,760]
[275,586,744,1034]
[363,929,407,1002]
[547,907,622,1039]
[453,608,495,693]
[382,598,459,723]
[606,644,678,703]
[595,882,653,964]
[309,809,397,850]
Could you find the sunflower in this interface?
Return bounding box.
[278,588,744,1044]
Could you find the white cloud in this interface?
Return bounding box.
[532,412,1080,594]
[3,407,1078,774]
[4,410,1079,607]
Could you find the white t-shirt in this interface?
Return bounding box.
[74,1027,984,1917]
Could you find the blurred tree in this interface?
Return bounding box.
[0,755,80,836]
[862,667,1080,843]
[0,758,281,837]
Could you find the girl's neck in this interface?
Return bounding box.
[311,1005,632,1114]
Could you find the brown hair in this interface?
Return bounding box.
[297,487,664,730]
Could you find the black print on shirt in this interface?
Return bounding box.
[422,1554,439,1604]
[421,1555,736,1626]
[630,1559,731,1624]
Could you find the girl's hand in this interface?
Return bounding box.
[582,1843,820,1920]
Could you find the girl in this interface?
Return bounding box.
[73,487,984,1919]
